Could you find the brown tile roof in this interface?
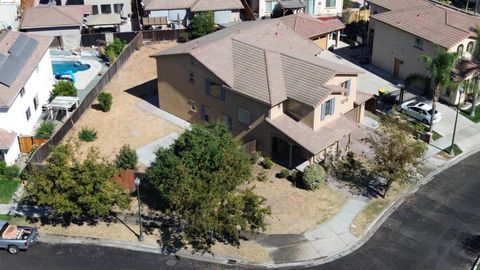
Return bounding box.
[367,0,430,11]
[0,128,16,150]
[451,59,480,82]
[279,0,305,9]
[0,32,53,108]
[191,0,243,12]
[145,0,195,11]
[20,5,91,29]
[372,3,480,49]
[354,91,373,105]
[266,114,360,154]
[153,18,361,107]
[279,13,345,38]
[145,0,243,12]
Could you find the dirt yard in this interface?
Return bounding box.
[62,42,183,163]
[250,163,348,235]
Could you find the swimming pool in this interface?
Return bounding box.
[52,61,91,75]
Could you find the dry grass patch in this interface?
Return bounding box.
[350,182,410,237]
[250,164,348,234]
[211,240,270,263]
[62,42,183,162]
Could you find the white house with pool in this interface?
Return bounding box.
[0,32,54,165]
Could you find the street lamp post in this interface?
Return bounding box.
[449,104,460,156]
[134,177,144,242]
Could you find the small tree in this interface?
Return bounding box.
[462,79,480,117]
[147,123,270,252]
[105,47,116,65]
[115,144,138,170]
[26,145,129,221]
[363,115,427,197]
[105,38,125,56]
[36,121,56,139]
[52,81,77,99]
[190,11,215,38]
[97,92,113,112]
[302,164,325,190]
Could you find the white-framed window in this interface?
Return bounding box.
[325,0,336,8]
[265,0,278,13]
[414,37,423,49]
[457,44,464,55]
[320,98,336,120]
[237,107,251,125]
[33,95,39,110]
[114,4,123,14]
[25,107,31,121]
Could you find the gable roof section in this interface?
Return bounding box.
[152,18,361,107]
[145,0,195,11]
[279,13,345,38]
[190,0,243,12]
[0,128,16,150]
[372,3,480,49]
[20,5,91,29]
[367,0,430,11]
[0,32,52,108]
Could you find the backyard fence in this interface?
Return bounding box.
[26,32,144,170]
[18,137,48,153]
[141,29,185,43]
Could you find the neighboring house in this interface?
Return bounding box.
[0,0,20,31]
[367,0,480,105]
[19,5,91,49]
[249,0,343,19]
[143,0,244,29]
[0,32,54,165]
[279,13,344,49]
[152,18,369,168]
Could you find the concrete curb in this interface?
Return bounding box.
[35,147,480,269]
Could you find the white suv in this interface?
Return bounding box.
[400,101,442,125]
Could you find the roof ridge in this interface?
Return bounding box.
[279,52,336,74]
[26,7,51,28]
[190,0,201,9]
[263,50,273,104]
[53,6,82,24]
[444,8,474,34]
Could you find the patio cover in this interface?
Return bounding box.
[85,14,122,27]
[279,0,305,9]
[266,114,360,155]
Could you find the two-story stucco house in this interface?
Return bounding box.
[152,18,369,168]
[247,0,343,19]
[367,0,480,105]
[143,0,244,29]
[0,32,54,165]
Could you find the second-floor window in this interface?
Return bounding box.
[33,95,39,111]
[101,4,112,14]
[200,105,210,123]
[265,0,278,13]
[114,4,123,14]
[237,107,251,125]
[20,87,25,97]
[205,79,225,101]
[25,107,31,121]
[340,80,351,96]
[321,98,336,120]
[414,37,423,50]
[467,41,474,54]
[189,72,194,83]
[92,5,99,15]
[326,0,336,8]
[457,44,464,56]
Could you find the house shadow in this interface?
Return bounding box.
[124,79,159,107]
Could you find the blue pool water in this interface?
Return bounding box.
[52,61,90,75]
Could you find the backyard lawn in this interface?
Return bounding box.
[460,106,480,123]
[0,178,20,204]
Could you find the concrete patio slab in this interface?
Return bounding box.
[136,132,179,166]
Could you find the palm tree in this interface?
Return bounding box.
[418,49,459,132]
[463,79,480,117]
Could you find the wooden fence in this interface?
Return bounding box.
[18,137,48,153]
[26,32,144,170]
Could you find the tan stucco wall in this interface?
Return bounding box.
[284,99,315,128]
[313,35,328,50]
[371,20,438,79]
[367,3,389,31]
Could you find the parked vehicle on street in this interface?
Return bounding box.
[400,101,442,125]
[0,221,38,254]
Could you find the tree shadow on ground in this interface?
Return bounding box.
[25,213,117,228]
[330,152,386,198]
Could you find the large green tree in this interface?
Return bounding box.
[147,123,270,252]
[26,145,130,221]
[418,48,459,131]
[190,11,215,38]
[364,115,427,197]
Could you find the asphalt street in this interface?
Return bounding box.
[1,151,480,270]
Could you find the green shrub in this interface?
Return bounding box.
[250,152,260,164]
[178,31,190,43]
[106,47,116,65]
[97,92,113,112]
[78,127,97,142]
[52,81,77,98]
[36,121,56,139]
[115,144,138,170]
[276,169,290,178]
[190,11,215,38]
[302,164,325,190]
[105,38,125,56]
[262,158,273,169]
[0,162,20,179]
[257,171,267,182]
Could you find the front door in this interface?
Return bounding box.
[393,58,401,77]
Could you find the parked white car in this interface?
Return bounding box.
[400,101,442,125]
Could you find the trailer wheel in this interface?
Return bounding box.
[7,245,19,255]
